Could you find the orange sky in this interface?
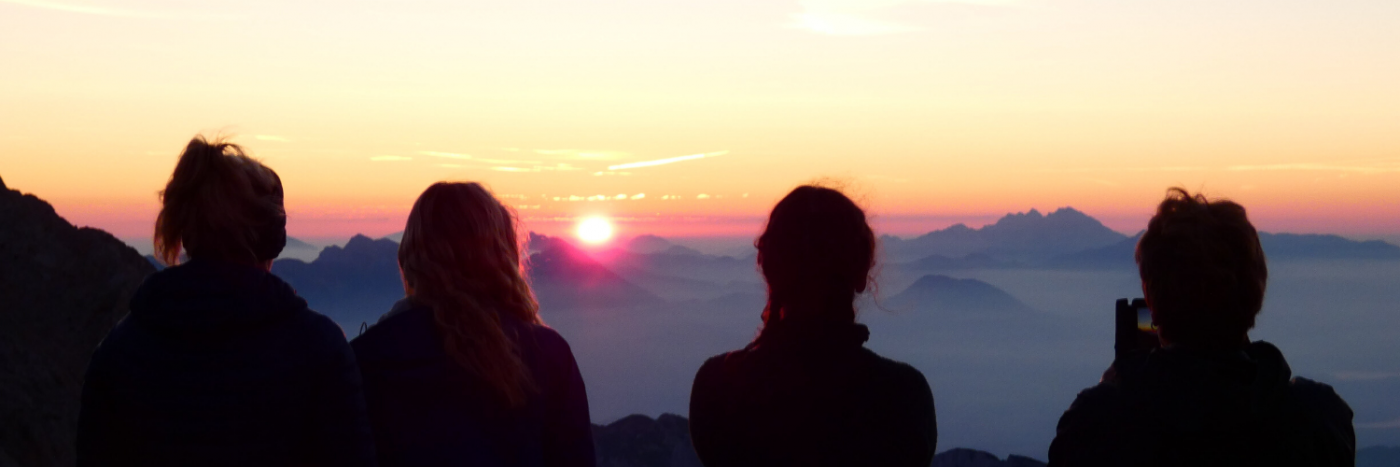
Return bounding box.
[2,0,1398,242]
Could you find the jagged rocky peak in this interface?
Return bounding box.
[1,180,155,466]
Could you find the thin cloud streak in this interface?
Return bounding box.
[1332,371,1400,381]
[1356,418,1400,429]
[1042,166,1210,173]
[370,156,412,162]
[1227,163,1400,174]
[608,151,728,171]
[791,0,1019,36]
[535,149,630,160]
[421,151,542,165]
[420,151,472,160]
[0,0,238,20]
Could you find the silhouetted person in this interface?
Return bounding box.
[350,182,595,467]
[76,137,376,466]
[1049,188,1355,467]
[689,185,937,467]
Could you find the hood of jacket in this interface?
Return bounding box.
[128,259,309,339]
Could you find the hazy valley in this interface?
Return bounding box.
[248,207,1400,459]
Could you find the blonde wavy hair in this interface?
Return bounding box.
[398,182,542,407]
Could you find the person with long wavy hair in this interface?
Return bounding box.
[688,185,937,467]
[351,182,595,467]
[76,136,377,466]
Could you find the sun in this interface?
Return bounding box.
[576,217,614,244]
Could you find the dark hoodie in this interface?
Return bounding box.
[349,298,595,467]
[76,259,376,467]
[1049,341,1354,467]
[689,322,937,467]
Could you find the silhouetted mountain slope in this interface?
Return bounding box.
[1358,445,1400,467]
[588,414,1047,467]
[272,234,404,331]
[1,177,155,467]
[529,238,664,311]
[906,253,1019,271]
[881,208,1127,263]
[1044,233,1142,270]
[623,235,703,256]
[932,448,1046,467]
[284,236,317,250]
[1260,233,1400,260]
[887,275,1034,314]
[1044,231,1400,270]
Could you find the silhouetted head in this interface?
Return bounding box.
[155,136,286,266]
[399,182,541,407]
[1136,188,1267,350]
[755,185,876,339]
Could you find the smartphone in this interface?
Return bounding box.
[1115,298,1159,357]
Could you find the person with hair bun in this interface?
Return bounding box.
[689,185,937,467]
[76,136,376,466]
[350,182,594,467]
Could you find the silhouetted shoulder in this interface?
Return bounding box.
[1289,377,1352,420]
[518,323,575,356]
[859,348,930,386]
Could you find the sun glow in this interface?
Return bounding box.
[576,217,614,244]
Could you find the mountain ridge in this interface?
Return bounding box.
[1,179,155,467]
[881,207,1129,263]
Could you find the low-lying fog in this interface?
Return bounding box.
[543,255,1400,458]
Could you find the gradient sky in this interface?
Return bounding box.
[2,0,1398,241]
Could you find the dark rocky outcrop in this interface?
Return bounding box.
[932,448,1046,467]
[593,414,702,467]
[0,177,155,467]
[589,414,1047,467]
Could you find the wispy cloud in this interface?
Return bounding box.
[535,149,630,160]
[1042,166,1210,173]
[1357,418,1400,429]
[608,151,728,171]
[865,174,910,183]
[791,0,1017,36]
[1332,371,1400,381]
[420,151,472,160]
[489,163,583,173]
[370,155,412,162]
[478,158,544,165]
[254,135,290,143]
[421,151,542,165]
[1082,178,1121,187]
[1,0,238,19]
[1226,163,1400,174]
[1045,160,1400,175]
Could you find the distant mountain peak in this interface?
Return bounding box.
[346,233,376,245]
[625,234,673,254]
[887,274,1033,314]
[883,207,1127,263]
